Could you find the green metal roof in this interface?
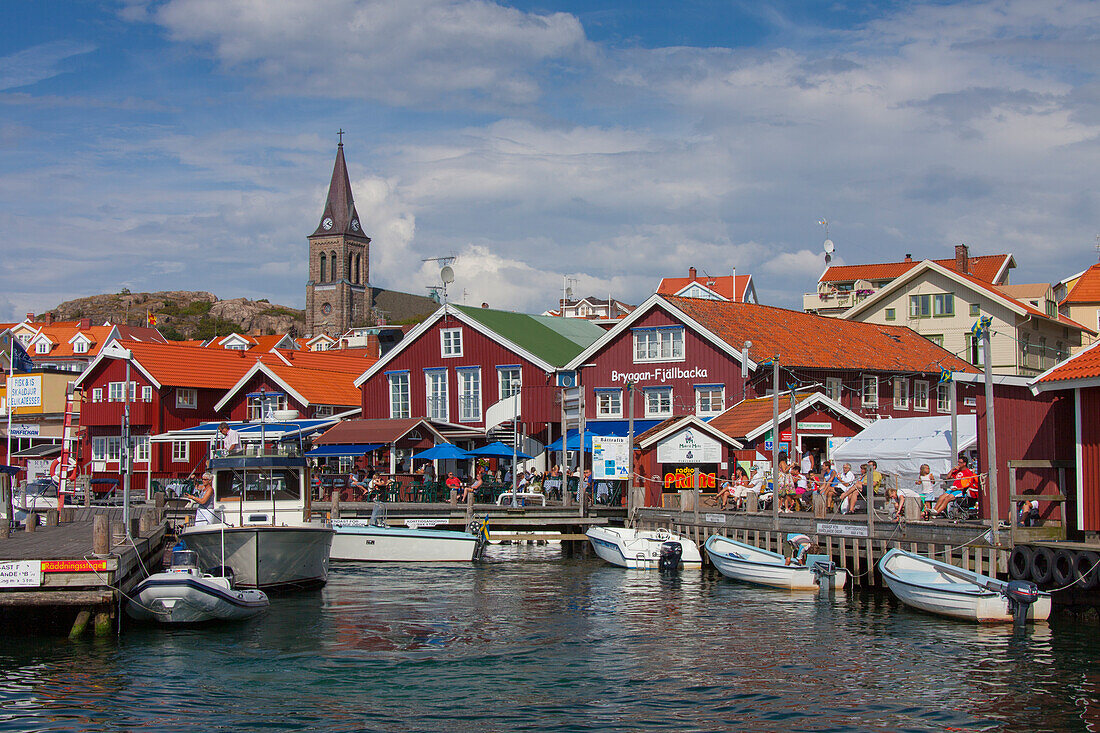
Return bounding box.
[454,305,606,368]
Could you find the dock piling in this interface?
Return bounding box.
[93,611,111,637]
[69,610,91,640]
[92,515,109,555]
[24,513,37,533]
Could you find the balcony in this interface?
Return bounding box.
[803,288,877,315]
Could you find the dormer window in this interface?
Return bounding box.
[35,341,50,354]
[72,338,89,354]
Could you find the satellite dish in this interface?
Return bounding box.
[824,253,833,265]
[440,266,455,284]
[565,286,574,299]
[823,239,835,254]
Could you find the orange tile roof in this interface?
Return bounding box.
[820,254,1011,285]
[708,394,815,439]
[1034,343,1100,385]
[657,274,752,301]
[948,268,1097,335]
[120,340,257,389]
[261,349,375,373]
[1063,263,1100,304]
[262,364,361,406]
[663,295,977,373]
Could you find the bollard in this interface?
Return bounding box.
[25,513,38,533]
[449,489,458,506]
[904,495,921,522]
[154,491,166,523]
[45,509,59,527]
[93,515,109,555]
[679,490,696,512]
[745,493,759,513]
[60,507,74,523]
[139,507,155,535]
[813,492,827,519]
[465,490,474,523]
[330,487,341,520]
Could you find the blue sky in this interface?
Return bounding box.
[1,0,1098,321]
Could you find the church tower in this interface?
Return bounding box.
[306,140,370,337]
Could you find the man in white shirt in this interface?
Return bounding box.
[836,463,859,514]
[800,449,814,476]
[217,422,241,455]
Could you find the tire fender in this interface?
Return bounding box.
[1031,547,1055,586]
[1052,549,1076,588]
[1074,551,1100,591]
[1008,546,1032,580]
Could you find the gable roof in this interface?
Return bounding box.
[75,340,257,390]
[996,283,1052,301]
[213,348,376,410]
[708,392,869,441]
[820,253,1013,285]
[657,273,754,302]
[454,305,606,367]
[313,418,445,446]
[844,260,1096,335]
[634,415,743,449]
[663,294,976,373]
[1030,339,1100,392]
[1062,262,1100,305]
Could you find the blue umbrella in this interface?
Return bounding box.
[468,442,533,460]
[546,430,598,453]
[411,443,472,461]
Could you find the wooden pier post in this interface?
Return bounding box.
[330,488,341,520]
[93,514,109,555]
[45,509,58,527]
[94,611,111,637]
[24,513,38,533]
[69,610,91,640]
[154,491,166,523]
[465,491,474,523]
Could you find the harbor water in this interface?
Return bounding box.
[1,544,1098,732]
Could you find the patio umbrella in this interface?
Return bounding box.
[546,430,598,453]
[411,443,472,461]
[468,442,533,460]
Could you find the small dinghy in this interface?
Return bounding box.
[878,548,1050,624]
[127,549,269,625]
[585,526,702,569]
[704,534,848,591]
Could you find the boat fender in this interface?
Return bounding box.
[1052,550,1077,588]
[1030,547,1055,586]
[1008,546,1032,580]
[1073,551,1100,591]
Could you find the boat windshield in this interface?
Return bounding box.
[214,469,300,503]
[170,549,199,569]
[26,481,58,498]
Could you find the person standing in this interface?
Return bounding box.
[216,422,241,456]
[800,449,814,477]
[185,472,218,525]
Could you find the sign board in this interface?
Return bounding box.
[26,459,49,482]
[780,431,791,441]
[656,427,721,464]
[41,559,109,573]
[9,423,39,438]
[815,522,869,538]
[797,421,831,431]
[403,518,448,529]
[0,561,42,587]
[704,513,727,524]
[7,375,41,408]
[764,440,774,450]
[592,436,629,480]
[777,442,789,454]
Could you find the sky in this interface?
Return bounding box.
[0,0,1098,321]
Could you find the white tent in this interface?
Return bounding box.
[829,415,976,479]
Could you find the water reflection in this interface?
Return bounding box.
[0,544,1095,732]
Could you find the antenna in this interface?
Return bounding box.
[1095,234,1099,262]
[819,218,835,265]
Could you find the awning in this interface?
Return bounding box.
[305,443,383,458]
[151,418,341,443]
[586,419,664,437]
[830,415,977,479]
[10,444,62,459]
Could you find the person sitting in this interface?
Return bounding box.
[790,465,810,511]
[367,473,389,501]
[1018,499,1041,527]
[347,470,369,501]
[460,470,484,502]
[445,471,462,494]
[885,484,903,521]
[930,457,977,516]
[836,463,861,514]
[709,474,733,508]
[215,422,242,457]
[816,460,839,510]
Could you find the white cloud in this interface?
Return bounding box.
[0,41,96,92]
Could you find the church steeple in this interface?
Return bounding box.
[312,141,364,237]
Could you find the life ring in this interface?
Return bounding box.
[1008,546,1032,580]
[1030,547,1055,586]
[1052,549,1076,588]
[1073,551,1100,591]
[48,456,76,485]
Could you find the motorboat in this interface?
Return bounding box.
[126,549,269,624]
[16,479,59,515]
[879,548,1050,624]
[180,448,333,591]
[704,534,848,591]
[330,505,487,562]
[585,526,702,569]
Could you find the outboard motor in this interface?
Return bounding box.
[1003,580,1040,626]
[810,559,839,593]
[658,541,682,572]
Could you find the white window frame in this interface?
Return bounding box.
[595,389,622,418]
[388,372,410,419]
[644,387,673,418]
[825,377,842,403]
[134,436,150,463]
[72,339,89,354]
[497,366,521,401]
[893,378,909,409]
[172,441,189,463]
[108,382,125,402]
[913,380,929,411]
[91,388,103,403]
[440,328,463,358]
[34,340,50,354]
[862,376,878,408]
[141,385,153,402]
[313,405,335,417]
[92,436,107,461]
[632,327,685,363]
[247,393,287,421]
[106,436,122,461]
[176,388,197,409]
[694,385,724,416]
[457,368,481,423]
[425,370,449,422]
[937,384,950,412]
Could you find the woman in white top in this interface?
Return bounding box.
[897,464,937,518]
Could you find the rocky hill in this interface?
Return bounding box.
[42,290,306,340]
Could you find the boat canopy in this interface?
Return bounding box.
[829,415,977,478]
[150,418,340,444]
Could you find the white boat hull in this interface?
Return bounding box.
[181,525,334,591]
[330,521,481,562]
[705,535,849,591]
[127,571,269,624]
[585,526,702,569]
[879,549,1051,623]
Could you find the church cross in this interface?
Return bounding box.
[338,128,345,145]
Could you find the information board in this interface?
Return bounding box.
[0,561,42,588]
[656,427,721,464]
[7,375,41,408]
[592,436,629,479]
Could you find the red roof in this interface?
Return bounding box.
[708,395,815,439]
[1033,342,1100,385]
[1063,263,1100,305]
[658,274,752,301]
[119,341,257,389]
[947,267,1096,335]
[663,295,977,373]
[26,324,165,361]
[820,254,1011,285]
[315,418,435,445]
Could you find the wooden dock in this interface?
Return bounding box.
[636,507,1006,588]
[0,506,167,636]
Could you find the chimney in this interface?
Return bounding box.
[955,244,969,274]
[688,266,697,280]
[904,254,912,263]
[731,266,737,300]
[79,318,91,328]
[24,312,33,323]
[42,312,53,325]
